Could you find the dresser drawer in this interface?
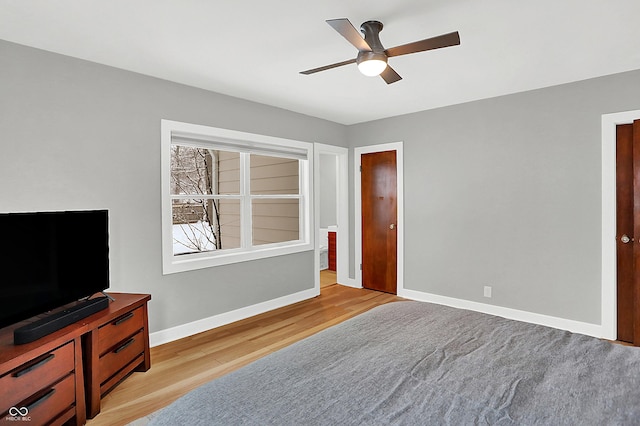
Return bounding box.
[2,372,76,426]
[98,329,145,384]
[97,307,144,355]
[0,341,74,415]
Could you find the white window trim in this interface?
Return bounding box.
[161,119,314,274]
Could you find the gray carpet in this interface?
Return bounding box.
[146,301,640,425]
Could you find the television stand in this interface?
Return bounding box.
[14,296,110,345]
[0,293,151,424]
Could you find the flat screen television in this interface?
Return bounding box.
[0,209,110,329]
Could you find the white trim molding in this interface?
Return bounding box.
[354,142,405,291]
[313,144,354,289]
[601,109,640,340]
[402,289,605,338]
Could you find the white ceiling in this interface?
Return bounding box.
[1,0,639,125]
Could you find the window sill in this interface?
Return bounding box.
[162,242,314,274]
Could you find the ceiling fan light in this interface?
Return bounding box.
[357,59,387,76]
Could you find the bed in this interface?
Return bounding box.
[147,301,640,425]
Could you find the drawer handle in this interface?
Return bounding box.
[113,312,135,326]
[26,388,56,411]
[114,337,135,354]
[12,354,55,378]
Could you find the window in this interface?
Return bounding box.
[161,120,313,274]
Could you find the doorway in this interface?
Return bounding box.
[616,119,640,344]
[361,150,398,293]
[314,144,349,291]
[602,109,640,342]
[319,152,338,288]
[355,142,404,294]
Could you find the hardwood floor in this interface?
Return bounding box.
[87,284,403,426]
[320,269,337,288]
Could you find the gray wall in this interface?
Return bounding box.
[0,40,347,333]
[319,153,337,228]
[347,69,640,324]
[4,37,640,334]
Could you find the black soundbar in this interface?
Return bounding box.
[14,296,110,345]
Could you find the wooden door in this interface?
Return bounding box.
[361,151,397,294]
[616,119,640,345]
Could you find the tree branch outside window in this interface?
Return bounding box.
[170,146,221,254]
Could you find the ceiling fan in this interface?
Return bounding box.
[300,18,460,84]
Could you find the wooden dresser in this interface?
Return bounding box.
[0,293,151,425]
[0,321,87,425]
[82,293,151,418]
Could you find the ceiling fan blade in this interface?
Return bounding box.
[380,66,402,84]
[326,18,372,52]
[300,58,356,75]
[385,31,460,57]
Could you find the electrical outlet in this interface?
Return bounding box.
[484,286,492,298]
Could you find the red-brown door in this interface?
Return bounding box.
[616,119,640,345]
[361,151,397,294]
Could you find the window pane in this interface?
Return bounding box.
[172,199,240,255]
[171,146,240,195]
[250,154,299,195]
[252,199,300,245]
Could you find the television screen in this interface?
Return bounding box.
[0,210,110,329]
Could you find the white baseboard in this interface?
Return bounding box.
[150,286,607,348]
[149,287,319,347]
[336,277,361,289]
[399,288,605,338]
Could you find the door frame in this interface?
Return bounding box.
[354,142,404,292]
[314,143,351,291]
[602,109,640,340]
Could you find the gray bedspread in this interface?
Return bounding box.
[148,301,640,425]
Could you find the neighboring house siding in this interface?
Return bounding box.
[217,151,241,249]
[251,155,299,246]
[217,151,240,194]
[217,152,299,247]
[252,199,299,245]
[250,155,299,195]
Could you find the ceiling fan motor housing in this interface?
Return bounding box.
[360,21,385,52]
[356,50,387,66]
[357,21,388,67]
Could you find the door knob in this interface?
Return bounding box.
[621,234,633,244]
[389,224,395,230]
